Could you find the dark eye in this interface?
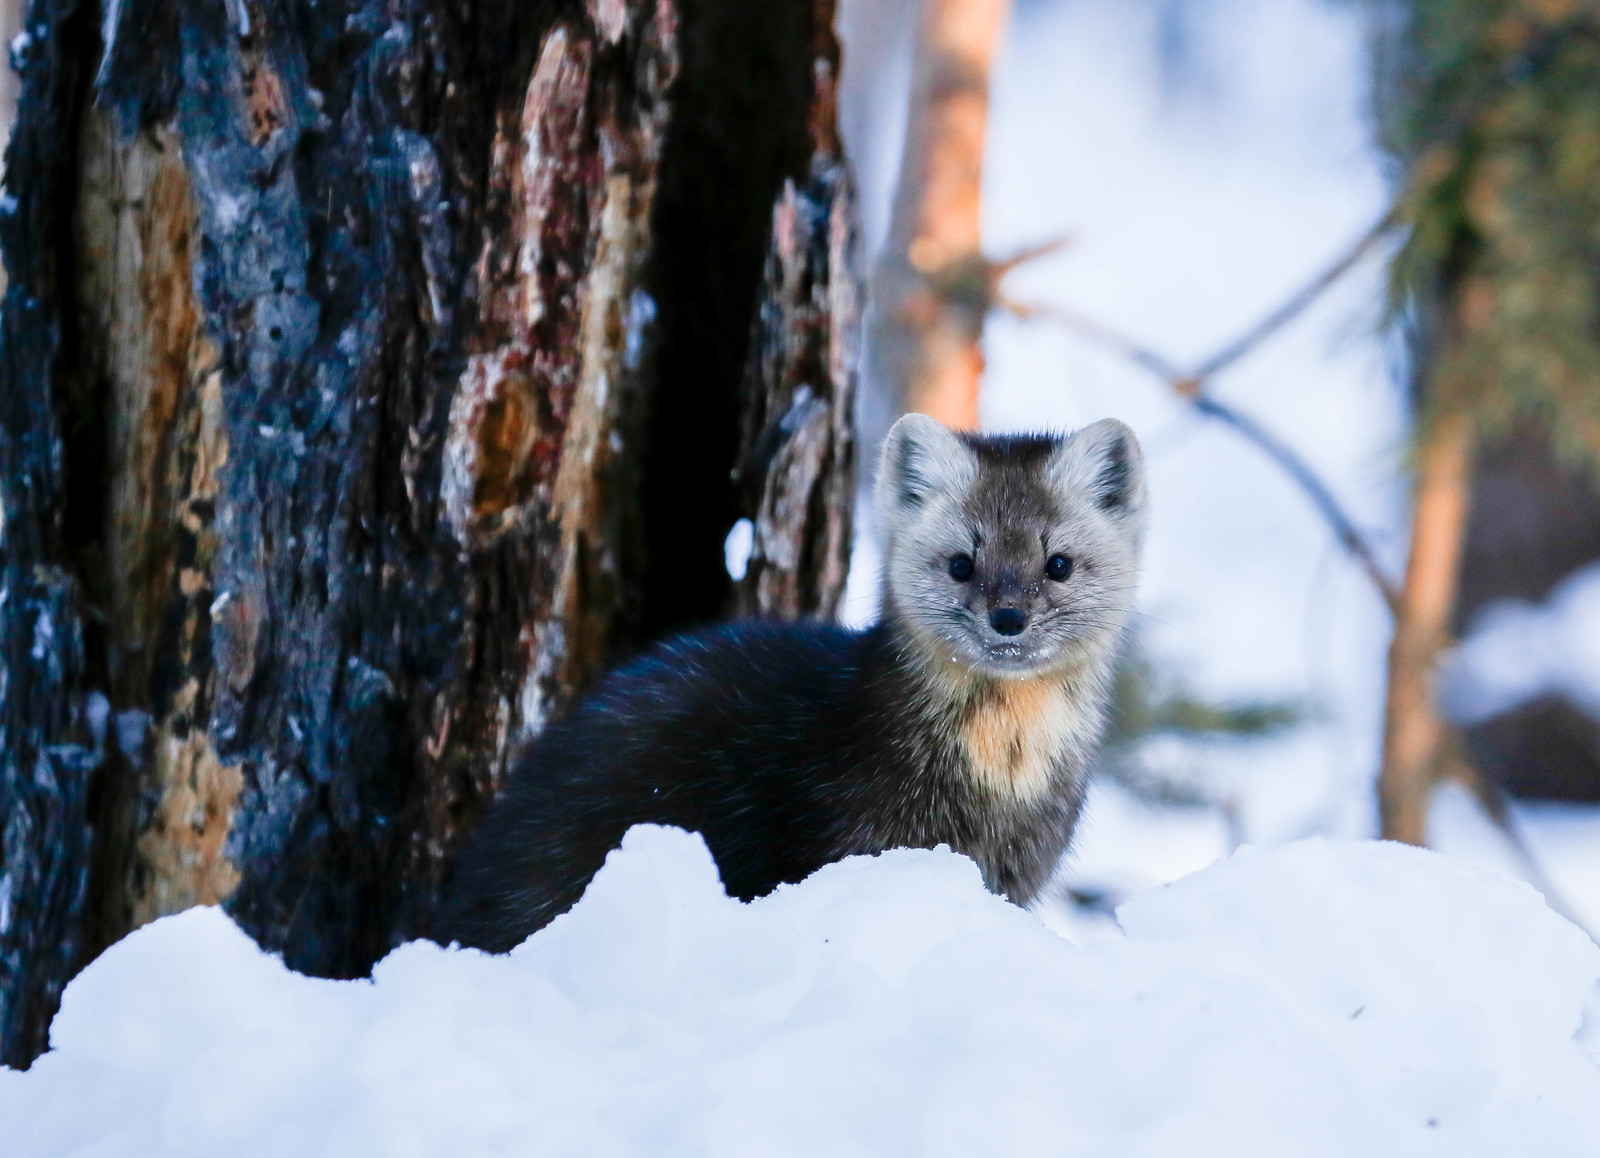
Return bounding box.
[948,554,975,582]
[1045,554,1073,582]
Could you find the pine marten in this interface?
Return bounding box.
[437,414,1147,951]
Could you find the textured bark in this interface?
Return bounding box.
[0,0,859,1067]
[73,112,236,938]
[1379,408,1474,845]
[869,0,1009,430]
[634,0,847,636]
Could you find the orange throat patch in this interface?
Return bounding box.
[955,675,1082,802]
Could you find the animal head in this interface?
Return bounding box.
[874,414,1147,678]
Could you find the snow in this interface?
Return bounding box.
[1440,562,1600,725]
[723,517,755,582]
[5,824,1599,1156]
[1426,782,1600,938]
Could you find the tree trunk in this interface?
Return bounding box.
[869,0,1009,431]
[0,0,858,1068]
[1378,407,1474,845]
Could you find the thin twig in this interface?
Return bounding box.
[1191,208,1400,382]
[1192,396,1401,614]
[1004,298,1188,384]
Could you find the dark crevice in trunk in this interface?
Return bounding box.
[637,0,815,639]
[0,0,105,1068]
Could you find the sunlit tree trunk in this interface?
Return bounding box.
[1368,0,1600,838]
[870,0,1009,430]
[1379,408,1474,844]
[0,0,858,1068]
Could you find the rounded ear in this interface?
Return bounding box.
[874,413,977,523]
[1050,418,1145,517]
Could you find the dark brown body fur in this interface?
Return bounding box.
[435,616,1094,952]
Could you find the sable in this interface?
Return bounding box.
[437,415,1146,951]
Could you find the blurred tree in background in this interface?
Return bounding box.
[870,0,1010,430]
[1370,0,1600,839]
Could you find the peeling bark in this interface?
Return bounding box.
[635,0,850,636]
[73,109,233,942]
[734,161,859,619]
[0,0,860,1067]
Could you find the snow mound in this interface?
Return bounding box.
[4,827,1599,1157]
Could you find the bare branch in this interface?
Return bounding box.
[1002,297,1188,385]
[1001,211,1599,940]
[999,210,1405,613]
[984,235,1073,284]
[1192,209,1399,382]
[1192,396,1401,614]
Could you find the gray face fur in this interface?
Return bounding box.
[875,415,1147,678]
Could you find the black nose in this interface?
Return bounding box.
[989,608,1027,637]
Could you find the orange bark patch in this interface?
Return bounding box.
[472,370,552,526]
[77,118,210,689]
[239,12,287,147]
[75,113,240,931]
[132,718,245,926]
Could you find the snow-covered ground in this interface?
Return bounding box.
[5,826,1598,1157]
[840,0,1600,923]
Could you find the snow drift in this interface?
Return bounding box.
[4,827,1598,1157]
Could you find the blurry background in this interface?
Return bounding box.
[834,0,1600,935]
